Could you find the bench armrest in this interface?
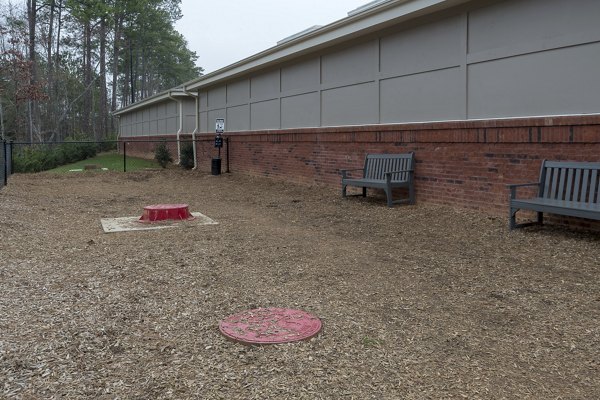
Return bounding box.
[507,182,540,199]
[384,169,414,182]
[340,168,364,179]
[384,169,413,175]
[506,182,539,188]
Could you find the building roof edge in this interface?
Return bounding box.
[184,0,467,91]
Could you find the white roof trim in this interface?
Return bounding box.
[185,0,469,91]
[277,25,323,45]
[348,0,391,17]
[113,88,194,116]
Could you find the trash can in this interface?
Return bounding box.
[211,158,222,175]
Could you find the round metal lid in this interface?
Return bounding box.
[219,307,322,345]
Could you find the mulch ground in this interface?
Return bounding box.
[1,169,599,399]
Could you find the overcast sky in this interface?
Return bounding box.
[175,0,371,74]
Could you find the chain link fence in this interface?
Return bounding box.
[1,137,228,189]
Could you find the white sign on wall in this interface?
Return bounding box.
[215,118,225,133]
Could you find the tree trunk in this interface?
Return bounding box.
[122,36,129,107]
[55,0,63,139]
[47,0,56,138]
[111,13,122,123]
[99,16,107,139]
[129,37,135,104]
[27,0,37,142]
[82,19,92,135]
[140,46,146,99]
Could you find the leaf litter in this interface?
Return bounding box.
[0,170,599,399]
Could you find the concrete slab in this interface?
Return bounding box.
[69,168,109,172]
[100,212,217,233]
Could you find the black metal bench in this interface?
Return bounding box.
[341,152,415,207]
[508,160,600,230]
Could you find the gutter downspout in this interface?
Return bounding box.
[167,91,183,164]
[183,89,199,170]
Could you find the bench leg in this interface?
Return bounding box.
[409,184,415,205]
[342,184,347,198]
[362,187,367,197]
[385,184,393,207]
[509,207,544,230]
[509,207,517,230]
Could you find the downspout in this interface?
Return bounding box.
[183,89,199,170]
[167,91,183,164]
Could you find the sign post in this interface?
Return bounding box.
[212,118,225,175]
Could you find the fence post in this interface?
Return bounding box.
[226,137,230,173]
[3,140,6,186]
[123,141,127,172]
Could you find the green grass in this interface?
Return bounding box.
[50,152,161,173]
[361,336,383,348]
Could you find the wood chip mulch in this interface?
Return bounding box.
[1,170,599,399]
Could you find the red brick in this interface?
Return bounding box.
[572,125,600,143]
[121,116,600,230]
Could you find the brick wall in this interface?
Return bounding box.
[120,115,600,225]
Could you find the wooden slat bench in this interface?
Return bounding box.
[341,152,415,207]
[508,160,600,230]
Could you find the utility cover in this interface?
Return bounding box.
[139,204,195,223]
[219,307,322,345]
[101,212,216,233]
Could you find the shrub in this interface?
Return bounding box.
[13,137,101,173]
[62,137,98,162]
[179,143,195,169]
[82,142,98,158]
[98,133,118,152]
[154,141,173,168]
[13,147,43,172]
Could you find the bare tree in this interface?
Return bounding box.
[27,0,38,141]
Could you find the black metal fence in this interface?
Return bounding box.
[116,138,229,173]
[1,140,13,190]
[1,137,229,189]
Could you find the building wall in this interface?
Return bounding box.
[118,97,196,137]
[119,0,600,228]
[122,115,600,227]
[189,116,599,229]
[197,0,600,132]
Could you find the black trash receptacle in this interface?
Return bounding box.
[211,158,222,175]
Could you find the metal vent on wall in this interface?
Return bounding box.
[277,25,323,45]
[347,0,391,16]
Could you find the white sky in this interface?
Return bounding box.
[175,0,371,74]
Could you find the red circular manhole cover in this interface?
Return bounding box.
[219,307,322,345]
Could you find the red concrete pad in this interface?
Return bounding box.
[219,307,322,345]
[139,204,195,223]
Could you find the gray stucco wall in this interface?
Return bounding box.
[197,0,600,133]
[119,97,196,137]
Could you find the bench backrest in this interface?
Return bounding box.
[539,160,600,203]
[364,153,414,181]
